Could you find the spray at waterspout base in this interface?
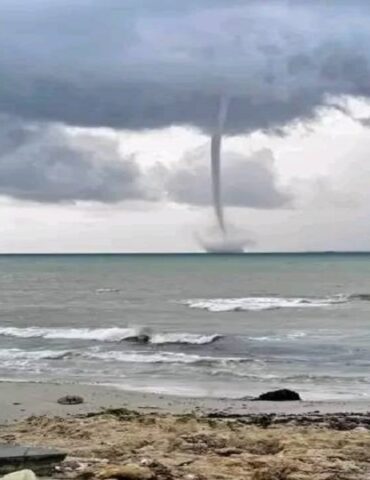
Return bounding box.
[202,238,246,253]
[197,226,254,253]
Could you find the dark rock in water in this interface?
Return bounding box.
[137,334,150,343]
[124,334,150,344]
[256,389,301,401]
[0,445,66,475]
[57,395,84,405]
[351,293,370,301]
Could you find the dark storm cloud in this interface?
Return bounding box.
[165,148,291,209]
[0,115,292,207]
[0,116,158,203]
[1,1,370,133]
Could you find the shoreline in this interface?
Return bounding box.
[1,381,370,424]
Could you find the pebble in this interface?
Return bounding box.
[2,471,37,480]
[57,395,84,405]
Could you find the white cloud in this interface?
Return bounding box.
[0,99,370,252]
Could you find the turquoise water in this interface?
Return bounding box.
[0,253,369,400]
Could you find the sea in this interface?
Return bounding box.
[1,253,370,401]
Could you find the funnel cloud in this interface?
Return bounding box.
[211,96,229,232]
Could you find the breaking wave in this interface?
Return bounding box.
[250,332,307,342]
[86,350,212,365]
[83,349,252,366]
[183,295,348,312]
[150,333,221,345]
[0,348,71,361]
[0,326,139,342]
[0,326,221,345]
[0,347,247,367]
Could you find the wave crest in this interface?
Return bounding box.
[0,347,248,367]
[183,295,348,312]
[0,348,71,361]
[0,326,139,342]
[0,326,220,345]
[150,333,221,345]
[85,349,248,366]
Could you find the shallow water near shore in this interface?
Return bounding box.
[1,252,370,400]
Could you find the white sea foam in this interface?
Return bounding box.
[0,326,139,342]
[85,349,247,365]
[87,350,210,364]
[0,348,70,361]
[150,333,220,345]
[0,347,240,368]
[0,347,223,367]
[0,326,220,345]
[251,332,307,342]
[183,295,348,312]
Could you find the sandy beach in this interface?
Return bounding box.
[2,382,370,479]
[2,381,370,423]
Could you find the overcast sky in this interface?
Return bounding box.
[1,0,370,252]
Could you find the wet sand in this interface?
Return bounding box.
[1,381,370,423]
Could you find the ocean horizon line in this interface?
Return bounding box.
[0,251,369,256]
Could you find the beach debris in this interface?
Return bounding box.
[98,464,153,480]
[254,414,274,429]
[86,408,140,421]
[214,447,242,456]
[183,475,207,480]
[0,446,66,476]
[141,460,173,480]
[3,411,370,480]
[57,395,84,405]
[75,470,95,480]
[1,469,37,480]
[353,426,368,433]
[256,389,301,401]
[251,460,295,480]
[55,456,109,479]
[328,418,358,431]
[55,457,89,477]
